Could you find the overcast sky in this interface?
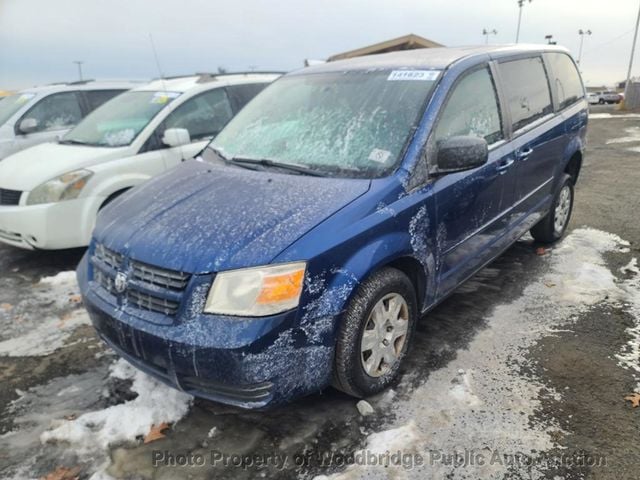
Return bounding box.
[1,0,639,89]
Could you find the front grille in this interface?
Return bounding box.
[0,188,22,206]
[92,244,190,317]
[127,289,180,316]
[95,243,122,269]
[131,260,190,291]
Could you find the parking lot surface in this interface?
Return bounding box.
[1,104,639,480]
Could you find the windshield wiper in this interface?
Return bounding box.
[230,157,326,177]
[59,139,89,146]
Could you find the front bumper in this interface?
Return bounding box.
[0,197,99,249]
[78,255,337,408]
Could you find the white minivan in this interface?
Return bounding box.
[0,81,137,160]
[0,73,280,250]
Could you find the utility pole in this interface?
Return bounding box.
[577,29,592,66]
[73,61,84,81]
[483,28,498,44]
[624,1,640,103]
[515,0,532,43]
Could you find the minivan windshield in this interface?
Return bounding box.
[210,70,439,177]
[61,90,180,147]
[0,93,36,126]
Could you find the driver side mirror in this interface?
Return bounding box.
[432,135,488,175]
[162,128,191,148]
[18,118,39,134]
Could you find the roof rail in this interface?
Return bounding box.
[153,71,285,82]
[67,79,96,85]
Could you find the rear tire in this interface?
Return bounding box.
[333,268,417,398]
[530,174,574,244]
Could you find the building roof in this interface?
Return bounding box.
[328,34,444,62]
[297,44,571,76]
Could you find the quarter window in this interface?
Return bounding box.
[22,92,83,133]
[548,53,584,110]
[434,67,503,145]
[227,83,269,111]
[162,89,233,142]
[85,90,126,111]
[498,57,553,131]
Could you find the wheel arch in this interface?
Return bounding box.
[564,150,582,185]
[302,234,434,328]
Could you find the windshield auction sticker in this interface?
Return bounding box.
[387,70,440,81]
[151,91,181,104]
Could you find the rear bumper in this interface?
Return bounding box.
[78,255,336,408]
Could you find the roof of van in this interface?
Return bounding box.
[135,72,283,93]
[19,80,142,94]
[296,44,572,75]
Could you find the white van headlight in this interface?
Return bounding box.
[204,262,306,317]
[27,169,93,206]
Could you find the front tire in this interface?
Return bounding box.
[530,174,574,243]
[333,268,417,398]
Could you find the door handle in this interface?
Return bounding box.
[517,147,534,160]
[496,158,515,174]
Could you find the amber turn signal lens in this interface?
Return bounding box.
[256,269,305,304]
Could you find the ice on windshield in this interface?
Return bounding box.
[62,91,180,147]
[212,70,439,177]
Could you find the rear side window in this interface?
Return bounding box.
[434,67,503,145]
[21,92,83,133]
[226,83,269,111]
[85,90,125,111]
[499,57,553,131]
[547,53,584,110]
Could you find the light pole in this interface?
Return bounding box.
[624,2,640,103]
[73,61,84,81]
[483,28,498,44]
[577,29,592,66]
[515,0,532,43]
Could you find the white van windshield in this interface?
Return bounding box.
[0,93,36,126]
[61,91,180,147]
[210,70,439,178]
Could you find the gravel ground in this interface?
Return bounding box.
[1,104,639,480]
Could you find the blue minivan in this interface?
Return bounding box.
[78,45,587,408]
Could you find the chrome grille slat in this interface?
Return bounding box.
[131,261,189,290]
[127,289,179,315]
[92,243,189,317]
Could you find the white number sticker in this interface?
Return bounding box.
[387,70,440,81]
[368,148,392,164]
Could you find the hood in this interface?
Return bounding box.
[95,160,371,273]
[0,142,129,191]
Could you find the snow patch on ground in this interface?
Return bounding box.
[0,270,90,356]
[41,358,192,450]
[0,309,89,356]
[605,126,640,144]
[615,257,640,389]
[589,113,640,119]
[323,228,634,479]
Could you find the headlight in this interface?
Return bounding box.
[204,262,306,317]
[27,169,93,206]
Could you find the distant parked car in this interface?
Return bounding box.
[78,46,587,408]
[0,73,280,250]
[588,91,621,104]
[0,81,137,160]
